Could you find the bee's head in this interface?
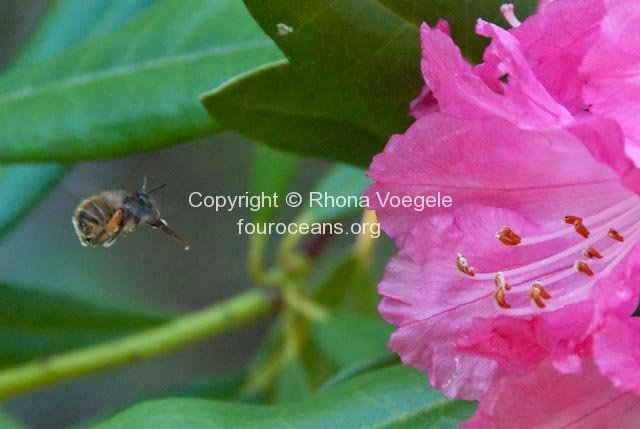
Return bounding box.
[72,214,100,246]
[128,178,167,221]
[135,191,153,208]
[139,179,166,208]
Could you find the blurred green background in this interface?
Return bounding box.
[0,2,329,427]
[0,0,518,426]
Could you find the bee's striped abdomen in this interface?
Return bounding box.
[73,193,120,246]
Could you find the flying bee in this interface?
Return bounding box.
[72,177,189,250]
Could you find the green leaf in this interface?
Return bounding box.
[297,164,370,224]
[234,320,285,403]
[319,354,399,391]
[274,358,312,403]
[90,366,476,428]
[297,333,337,390]
[0,284,168,367]
[0,0,160,239]
[314,254,379,317]
[250,144,299,224]
[73,372,247,429]
[203,61,384,166]
[312,311,392,368]
[238,316,337,405]
[0,0,284,162]
[154,372,245,400]
[0,164,66,237]
[0,411,27,429]
[202,0,535,165]
[12,0,161,67]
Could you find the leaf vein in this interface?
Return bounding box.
[0,39,274,104]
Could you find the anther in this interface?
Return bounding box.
[496,227,521,246]
[573,221,590,238]
[530,282,551,308]
[608,228,624,242]
[456,253,475,277]
[575,260,594,276]
[563,215,583,224]
[583,246,603,259]
[500,3,522,28]
[494,287,511,309]
[495,272,511,291]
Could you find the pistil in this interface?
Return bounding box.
[500,3,521,28]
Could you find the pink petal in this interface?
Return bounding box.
[474,19,573,125]
[594,316,640,395]
[536,302,594,373]
[568,117,640,194]
[581,0,640,165]
[409,19,451,119]
[409,85,439,119]
[462,360,640,429]
[458,302,594,376]
[419,22,572,129]
[457,316,548,374]
[418,24,493,120]
[590,247,640,393]
[508,0,605,112]
[378,202,594,399]
[367,112,632,245]
[379,205,520,399]
[537,0,557,10]
[591,245,640,319]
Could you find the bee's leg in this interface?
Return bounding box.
[120,209,139,235]
[105,209,123,235]
[99,209,123,247]
[147,218,190,250]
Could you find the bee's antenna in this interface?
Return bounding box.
[147,183,167,194]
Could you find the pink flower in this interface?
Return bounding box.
[581,0,640,164]
[367,0,640,410]
[462,359,640,428]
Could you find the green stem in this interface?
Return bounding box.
[0,289,275,401]
[283,286,327,321]
[248,233,271,286]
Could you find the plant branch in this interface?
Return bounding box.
[0,289,275,401]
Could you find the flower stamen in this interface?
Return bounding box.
[495,272,511,290]
[563,215,583,224]
[583,246,603,259]
[608,228,624,242]
[493,272,512,308]
[573,220,590,238]
[494,288,511,309]
[456,253,475,277]
[459,195,640,314]
[496,226,521,246]
[575,260,594,276]
[530,282,551,308]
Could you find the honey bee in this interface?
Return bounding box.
[72,177,189,250]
